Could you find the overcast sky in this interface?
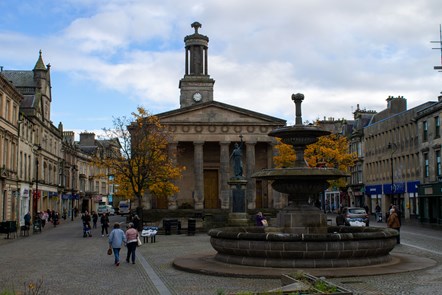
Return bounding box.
[1,0,441,136]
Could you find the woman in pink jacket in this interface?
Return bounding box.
[125,223,139,264]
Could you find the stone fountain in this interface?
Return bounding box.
[207,93,399,268]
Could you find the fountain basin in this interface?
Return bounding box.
[252,167,348,180]
[209,226,398,268]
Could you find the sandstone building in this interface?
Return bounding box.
[363,96,433,220]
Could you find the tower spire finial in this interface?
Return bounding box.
[191,21,202,34]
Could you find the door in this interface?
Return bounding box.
[204,170,219,209]
[154,195,168,209]
[255,180,263,208]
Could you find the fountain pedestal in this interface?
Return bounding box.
[278,206,328,234]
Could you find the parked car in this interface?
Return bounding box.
[336,207,369,226]
[97,205,115,216]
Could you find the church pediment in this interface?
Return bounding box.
[156,101,286,126]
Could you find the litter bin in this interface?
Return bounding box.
[187,218,196,236]
[163,219,172,235]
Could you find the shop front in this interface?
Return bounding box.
[365,184,382,213]
[418,182,442,224]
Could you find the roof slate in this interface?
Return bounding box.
[1,70,35,87]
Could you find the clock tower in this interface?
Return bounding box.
[179,22,215,108]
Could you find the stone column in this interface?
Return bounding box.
[193,141,204,209]
[168,142,178,210]
[219,141,230,209]
[246,141,256,209]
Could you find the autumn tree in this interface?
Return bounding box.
[273,138,296,168]
[94,107,184,209]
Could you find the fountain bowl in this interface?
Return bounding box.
[208,226,398,268]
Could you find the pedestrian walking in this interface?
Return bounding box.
[41,211,48,228]
[108,222,126,266]
[53,212,59,227]
[101,213,110,236]
[375,203,382,222]
[92,211,98,229]
[24,212,31,229]
[132,214,141,231]
[47,209,52,222]
[125,223,139,264]
[387,207,401,244]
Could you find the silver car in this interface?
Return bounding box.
[97,205,115,216]
[336,207,369,226]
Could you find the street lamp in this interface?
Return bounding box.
[71,165,77,221]
[32,144,42,220]
[387,142,400,216]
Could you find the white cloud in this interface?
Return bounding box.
[1,0,441,130]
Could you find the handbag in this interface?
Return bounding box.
[107,247,112,255]
[261,219,268,227]
[137,236,142,246]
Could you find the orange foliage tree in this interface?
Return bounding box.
[94,107,184,208]
[273,138,296,168]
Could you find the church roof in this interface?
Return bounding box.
[1,70,35,88]
[156,100,286,125]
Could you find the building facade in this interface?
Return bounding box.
[1,52,114,226]
[415,93,442,224]
[0,72,23,222]
[2,52,64,222]
[363,96,433,220]
[348,106,377,207]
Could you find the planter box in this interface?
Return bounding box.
[229,272,353,295]
[228,272,353,295]
[266,272,353,295]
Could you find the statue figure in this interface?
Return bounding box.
[230,138,244,177]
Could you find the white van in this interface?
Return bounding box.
[119,200,131,215]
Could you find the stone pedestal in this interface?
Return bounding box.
[228,212,249,226]
[227,177,248,226]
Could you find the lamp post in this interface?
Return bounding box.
[388,142,399,215]
[32,145,42,221]
[71,165,77,221]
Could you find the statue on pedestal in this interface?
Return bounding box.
[230,136,243,178]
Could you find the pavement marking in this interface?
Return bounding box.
[401,242,442,256]
[138,253,173,295]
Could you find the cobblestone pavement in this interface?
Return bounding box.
[0,215,441,295]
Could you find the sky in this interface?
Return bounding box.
[1,0,441,138]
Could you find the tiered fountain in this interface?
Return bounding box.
[208,93,399,268]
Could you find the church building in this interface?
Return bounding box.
[147,22,287,210]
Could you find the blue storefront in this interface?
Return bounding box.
[365,181,420,218]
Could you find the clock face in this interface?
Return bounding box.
[193,92,202,102]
